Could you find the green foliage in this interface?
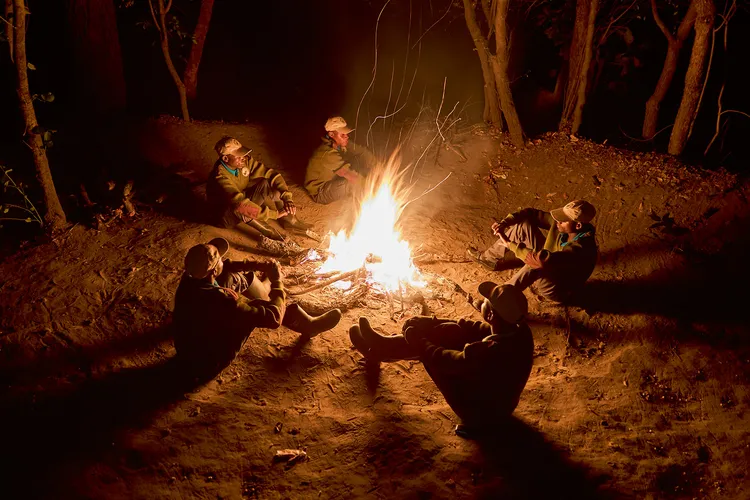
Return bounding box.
[121,0,200,60]
[32,92,55,103]
[0,164,44,227]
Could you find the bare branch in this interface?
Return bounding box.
[147,0,160,33]
[650,0,674,42]
[599,0,637,47]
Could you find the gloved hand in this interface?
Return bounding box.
[403,315,440,333]
[263,260,283,281]
[283,199,296,216]
[524,249,550,269]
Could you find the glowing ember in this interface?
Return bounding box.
[318,160,424,292]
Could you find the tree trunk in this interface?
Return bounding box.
[183,0,214,101]
[642,0,697,139]
[65,0,126,116]
[570,0,598,133]
[668,0,715,155]
[561,0,588,131]
[462,0,500,127]
[491,0,524,148]
[152,0,190,121]
[11,0,67,230]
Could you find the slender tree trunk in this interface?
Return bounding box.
[462,0,500,127]
[151,0,190,121]
[66,0,126,115]
[183,0,214,101]
[11,0,67,230]
[561,0,590,132]
[491,0,524,147]
[570,0,598,133]
[642,0,697,138]
[668,0,715,155]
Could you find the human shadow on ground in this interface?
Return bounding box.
[571,241,749,328]
[0,323,174,394]
[470,416,619,499]
[1,353,198,498]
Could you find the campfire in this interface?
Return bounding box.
[317,174,424,293]
[280,154,462,317]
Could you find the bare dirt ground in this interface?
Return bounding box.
[1,116,749,499]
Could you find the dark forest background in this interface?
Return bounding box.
[1,0,749,221]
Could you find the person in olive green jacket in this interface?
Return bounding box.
[206,136,310,232]
[468,199,598,302]
[349,282,533,438]
[304,117,377,204]
[173,237,341,376]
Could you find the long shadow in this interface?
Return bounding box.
[572,240,749,327]
[0,323,174,393]
[470,417,621,499]
[1,354,199,498]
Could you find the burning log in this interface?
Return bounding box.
[287,268,365,297]
[294,283,370,315]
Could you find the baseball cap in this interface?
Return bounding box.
[324,116,354,134]
[214,137,252,157]
[477,282,528,324]
[550,200,596,224]
[184,237,229,279]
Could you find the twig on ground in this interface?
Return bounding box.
[288,268,363,296]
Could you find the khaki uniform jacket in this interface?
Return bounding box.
[304,138,376,196]
[206,157,293,221]
[173,260,286,366]
[419,318,534,425]
[501,208,598,290]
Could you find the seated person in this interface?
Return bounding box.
[206,136,310,235]
[349,283,533,437]
[304,116,377,204]
[173,237,341,376]
[468,200,598,303]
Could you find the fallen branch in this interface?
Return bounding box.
[288,268,364,296]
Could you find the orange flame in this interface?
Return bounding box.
[318,152,424,292]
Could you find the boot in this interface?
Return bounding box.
[275,201,312,231]
[247,219,284,241]
[358,317,419,361]
[283,303,342,338]
[349,325,372,358]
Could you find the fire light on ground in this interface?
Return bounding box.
[316,159,425,293]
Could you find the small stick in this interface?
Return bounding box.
[288,268,363,296]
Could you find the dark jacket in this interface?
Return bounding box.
[501,208,598,295]
[206,157,292,222]
[416,318,534,427]
[173,261,285,369]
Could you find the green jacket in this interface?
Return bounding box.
[304,138,376,196]
[500,208,598,289]
[206,157,292,221]
[418,318,534,424]
[173,259,286,367]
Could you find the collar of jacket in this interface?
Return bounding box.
[220,160,238,176]
[321,136,346,153]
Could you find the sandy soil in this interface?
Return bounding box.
[1,116,749,499]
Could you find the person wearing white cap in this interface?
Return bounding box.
[206,136,311,237]
[173,237,342,376]
[304,116,377,204]
[468,200,598,302]
[349,283,533,437]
